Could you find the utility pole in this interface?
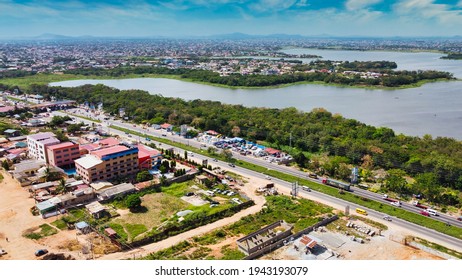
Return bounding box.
[291,181,299,198]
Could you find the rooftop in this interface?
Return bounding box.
[26,132,56,141]
[39,137,60,145]
[97,137,120,146]
[91,145,129,158]
[138,144,161,158]
[47,141,77,150]
[75,155,103,169]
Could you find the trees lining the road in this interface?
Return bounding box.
[32,84,462,206]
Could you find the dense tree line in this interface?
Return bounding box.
[63,65,454,88]
[33,84,462,205]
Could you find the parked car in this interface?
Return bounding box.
[35,249,48,257]
[0,249,7,256]
[457,216,462,221]
[420,210,430,217]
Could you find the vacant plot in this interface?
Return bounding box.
[22,223,58,240]
[111,193,190,241]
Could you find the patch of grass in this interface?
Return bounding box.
[23,223,58,240]
[124,223,147,239]
[107,223,128,242]
[143,241,192,260]
[220,245,245,260]
[351,215,388,231]
[113,192,189,230]
[162,181,194,197]
[409,236,462,259]
[192,229,227,246]
[51,219,68,230]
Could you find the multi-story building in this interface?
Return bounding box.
[26,132,60,162]
[46,141,80,168]
[137,144,162,170]
[75,144,139,184]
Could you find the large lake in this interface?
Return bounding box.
[51,49,462,140]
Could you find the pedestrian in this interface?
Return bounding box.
[6,237,8,242]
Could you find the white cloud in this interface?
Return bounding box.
[249,0,298,13]
[345,0,382,11]
[394,0,462,24]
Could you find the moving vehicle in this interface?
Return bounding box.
[308,173,318,179]
[458,216,462,221]
[356,208,367,215]
[228,163,235,167]
[35,249,48,257]
[412,201,428,209]
[212,158,218,162]
[301,186,311,192]
[145,137,151,141]
[383,194,402,207]
[322,178,351,191]
[426,209,438,216]
[420,210,430,217]
[265,175,271,180]
[383,216,392,221]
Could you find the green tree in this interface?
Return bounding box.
[1,160,10,171]
[125,194,142,209]
[222,149,233,163]
[56,178,68,194]
[384,169,408,194]
[136,170,153,182]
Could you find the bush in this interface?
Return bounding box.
[125,194,142,209]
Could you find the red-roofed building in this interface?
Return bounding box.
[137,144,162,170]
[205,130,219,136]
[264,147,281,156]
[96,137,120,147]
[46,142,80,167]
[160,123,173,131]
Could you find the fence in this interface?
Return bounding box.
[243,215,338,260]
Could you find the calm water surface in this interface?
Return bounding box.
[50,49,462,140]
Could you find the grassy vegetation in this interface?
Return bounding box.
[409,236,462,259]
[144,195,333,260]
[107,223,128,241]
[108,124,462,240]
[0,71,453,91]
[112,192,189,235]
[23,223,58,240]
[351,215,388,231]
[51,219,68,230]
[220,245,246,260]
[124,224,148,240]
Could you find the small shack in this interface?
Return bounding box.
[104,227,118,239]
[75,221,91,234]
[4,129,21,138]
[85,201,107,219]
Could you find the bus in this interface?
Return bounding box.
[356,208,368,215]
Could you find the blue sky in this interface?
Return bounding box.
[0,0,462,37]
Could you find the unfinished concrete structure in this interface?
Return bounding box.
[237,220,293,255]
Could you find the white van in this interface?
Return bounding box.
[426,209,438,216]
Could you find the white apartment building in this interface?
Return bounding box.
[26,132,60,162]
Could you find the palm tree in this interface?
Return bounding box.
[56,178,69,194]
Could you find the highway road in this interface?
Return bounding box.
[56,110,462,250]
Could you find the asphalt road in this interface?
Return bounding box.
[56,110,462,250]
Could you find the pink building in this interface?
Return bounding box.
[46,142,80,168]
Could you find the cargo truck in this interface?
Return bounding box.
[321,178,351,191]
